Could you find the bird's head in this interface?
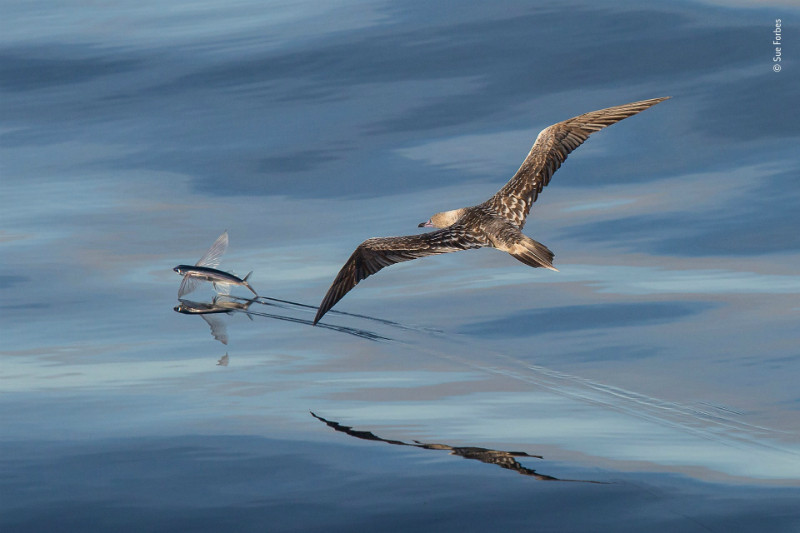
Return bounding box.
[418,208,466,229]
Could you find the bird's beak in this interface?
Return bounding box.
[418,220,434,228]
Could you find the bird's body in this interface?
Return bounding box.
[313,97,670,324]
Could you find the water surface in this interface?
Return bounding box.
[2,1,799,531]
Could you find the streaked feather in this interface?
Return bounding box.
[485,97,669,227]
[314,97,669,323]
[314,225,484,324]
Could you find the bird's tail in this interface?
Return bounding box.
[242,271,259,297]
[509,236,558,271]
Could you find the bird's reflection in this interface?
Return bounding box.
[217,353,229,366]
[311,412,606,483]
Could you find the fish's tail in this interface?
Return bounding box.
[242,271,259,297]
[509,236,558,272]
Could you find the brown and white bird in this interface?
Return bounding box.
[313,97,670,324]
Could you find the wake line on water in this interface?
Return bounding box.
[229,295,798,460]
[245,308,390,341]
[227,295,441,338]
[312,307,798,460]
[415,338,800,461]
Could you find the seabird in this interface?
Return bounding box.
[313,97,670,324]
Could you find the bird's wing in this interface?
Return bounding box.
[314,226,484,324]
[485,97,669,227]
[196,231,229,268]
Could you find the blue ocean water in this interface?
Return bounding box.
[2,1,799,531]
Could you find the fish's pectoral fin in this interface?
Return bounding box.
[196,231,229,269]
[178,275,200,298]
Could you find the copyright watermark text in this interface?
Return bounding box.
[773,19,782,72]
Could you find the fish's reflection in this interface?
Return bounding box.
[174,296,257,345]
[175,296,257,315]
[311,412,606,483]
[173,295,391,342]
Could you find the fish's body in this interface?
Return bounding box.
[173,265,258,297]
[313,97,670,324]
[173,231,259,298]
